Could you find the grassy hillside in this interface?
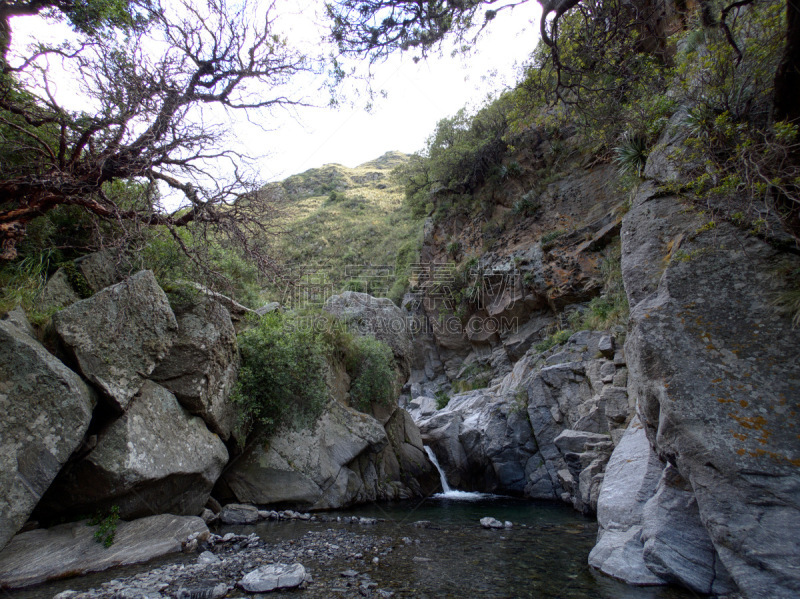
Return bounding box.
[264,151,423,305]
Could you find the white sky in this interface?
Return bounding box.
[9,1,542,183]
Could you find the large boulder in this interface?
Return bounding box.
[36,381,228,520]
[0,515,207,589]
[420,389,539,494]
[74,250,125,293]
[150,296,239,440]
[218,401,438,509]
[0,318,95,551]
[621,187,800,597]
[36,268,82,312]
[350,407,441,501]
[217,401,389,509]
[53,270,178,412]
[641,464,736,595]
[588,417,666,585]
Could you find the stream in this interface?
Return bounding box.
[8,494,693,599]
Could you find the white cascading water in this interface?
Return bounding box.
[424,445,452,493]
[423,446,488,500]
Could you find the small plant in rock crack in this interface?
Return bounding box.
[613,133,648,177]
[435,389,450,410]
[88,505,120,548]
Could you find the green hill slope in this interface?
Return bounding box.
[264,151,422,305]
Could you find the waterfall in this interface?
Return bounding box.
[424,445,452,493]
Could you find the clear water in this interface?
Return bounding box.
[246,496,693,599]
[6,497,694,599]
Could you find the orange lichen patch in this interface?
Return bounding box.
[711,378,723,384]
[737,448,747,455]
[732,432,748,441]
[739,400,749,408]
[741,448,800,468]
[718,397,735,404]
[706,344,716,350]
[731,414,768,430]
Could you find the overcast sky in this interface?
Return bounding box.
[10,1,542,183]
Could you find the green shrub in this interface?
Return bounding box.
[60,261,93,299]
[772,266,800,328]
[446,240,461,258]
[568,242,629,332]
[342,279,366,293]
[452,361,493,393]
[88,505,120,548]
[512,191,540,217]
[397,96,511,221]
[347,335,396,411]
[435,389,450,410]
[534,328,573,353]
[0,250,54,316]
[540,229,566,251]
[233,312,330,440]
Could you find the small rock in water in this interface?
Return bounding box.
[200,508,217,524]
[504,521,513,528]
[480,517,504,529]
[174,583,227,599]
[340,569,359,578]
[239,563,307,593]
[197,551,221,565]
[219,503,259,525]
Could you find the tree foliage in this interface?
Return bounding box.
[396,97,509,216]
[233,311,331,440]
[0,0,313,274]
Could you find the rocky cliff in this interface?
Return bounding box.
[401,109,800,597]
[0,267,437,587]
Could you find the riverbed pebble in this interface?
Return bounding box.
[480,517,504,529]
[50,526,396,599]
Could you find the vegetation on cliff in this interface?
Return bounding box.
[233,310,397,440]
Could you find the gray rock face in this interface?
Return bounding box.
[0,319,96,552]
[53,270,178,411]
[641,464,736,595]
[219,503,259,525]
[219,401,438,510]
[1,307,36,338]
[218,401,388,509]
[239,563,307,593]
[150,297,239,440]
[38,381,228,520]
[588,417,666,586]
[0,515,207,588]
[622,189,800,597]
[184,283,255,331]
[415,331,627,512]
[37,268,82,312]
[350,407,441,502]
[75,251,125,293]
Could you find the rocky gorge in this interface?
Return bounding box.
[1,96,799,599]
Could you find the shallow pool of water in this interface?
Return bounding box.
[7,496,694,599]
[238,496,692,599]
